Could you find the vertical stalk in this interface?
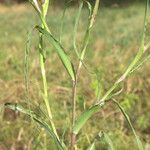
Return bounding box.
[39,35,59,138]
[72,80,77,127]
[70,1,100,149]
[37,0,59,139]
[71,79,77,150]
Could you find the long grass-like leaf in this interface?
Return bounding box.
[103,132,115,150]
[59,0,73,43]
[73,1,83,57]
[80,0,99,62]
[112,99,143,150]
[35,26,75,81]
[114,0,149,84]
[42,0,49,17]
[87,142,95,150]
[4,103,66,150]
[130,54,150,74]
[73,105,100,134]
[25,29,33,108]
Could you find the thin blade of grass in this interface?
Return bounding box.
[87,142,95,150]
[35,26,75,81]
[4,103,66,150]
[103,132,115,150]
[42,0,49,17]
[59,0,73,43]
[25,29,33,109]
[112,99,143,150]
[130,54,150,74]
[80,0,99,62]
[115,0,149,84]
[73,1,83,57]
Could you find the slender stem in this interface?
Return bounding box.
[38,3,59,139]
[71,58,83,150]
[70,1,100,149]
[39,40,59,139]
[72,80,77,127]
[70,79,77,150]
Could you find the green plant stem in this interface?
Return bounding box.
[78,0,100,68]
[70,79,77,150]
[38,4,59,139]
[70,1,100,149]
[112,99,143,150]
[39,38,59,138]
[28,0,61,145]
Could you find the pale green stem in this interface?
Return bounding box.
[70,1,100,150]
[39,43,59,138]
[37,2,59,140]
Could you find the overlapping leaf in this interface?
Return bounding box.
[35,26,75,81]
[4,103,65,150]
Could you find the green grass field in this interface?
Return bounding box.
[0,3,150,150]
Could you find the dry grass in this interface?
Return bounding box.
[0,4,29,13]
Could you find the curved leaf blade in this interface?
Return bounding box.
[103,132,115,150]
[73,105,100,135]
[112,99,143,150]
[4,103,65,150]
[87,142,95,150]
[36,26,75,81]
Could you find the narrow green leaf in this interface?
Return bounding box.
[103,132,115,150]
[73,1,83,57]
[59,0,73,43]
[79,0,100,70]
[36,26,75,81]
[73,105,100,135]
[87,142,95,150]
[130,54,150,74]
[112,99,143,150]
[116,0,149,83]
[25,29,33,108]
[42,0,49,17]
[89,0,100,29]
[4,103,65,150]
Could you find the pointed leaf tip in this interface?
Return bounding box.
[36,26,76,81]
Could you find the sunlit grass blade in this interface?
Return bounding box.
[35,26,75,81]
[87,141,95,150]
[103,132,115,150]
[112,99,143,150]
[4,103,66,150]
[42,0,49,17]
[130,54,150,74]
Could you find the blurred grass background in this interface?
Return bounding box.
[0,1,150,150]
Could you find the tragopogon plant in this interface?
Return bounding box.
[3,0,150,150]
